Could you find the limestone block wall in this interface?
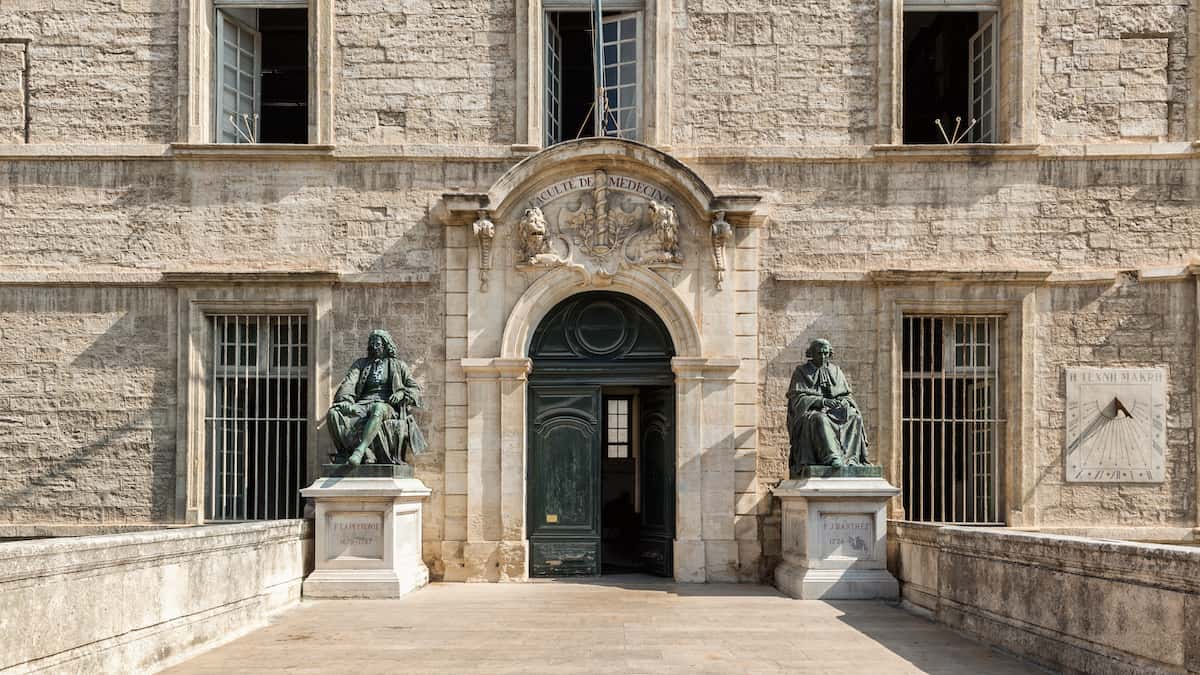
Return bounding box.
[670,0,877,146]
[0,41,25,143]
[749,157,1199,542]
[0,0,1197,145]
[1035,277,1196,528]
[333,0,516,144]
[1039,0,1192,142]
[0,0,176,143]
[0,520,312,673]
[890,522,1200,674]
[0,286,177,526]
[331,284,447,571]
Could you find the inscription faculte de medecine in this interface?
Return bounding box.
[528,174,675,209]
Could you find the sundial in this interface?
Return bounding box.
[1065,368,1166,483]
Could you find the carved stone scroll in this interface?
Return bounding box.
[472,210,495,291]
[711,210,732,289]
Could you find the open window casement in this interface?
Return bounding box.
[216,10,261,143]
[968,15,997,143]
[543,7,642,145]
[545,15,564,146]
[600,12,640,140]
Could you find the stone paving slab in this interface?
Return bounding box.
[164,577,1043,674]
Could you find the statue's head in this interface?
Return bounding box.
[366,329,399,359]
[805,339,833,367]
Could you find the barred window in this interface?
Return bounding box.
[205,314,309,521]
[902,315,1004,524]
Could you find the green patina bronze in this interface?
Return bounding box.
[793,465,883,479]
[786,338,873,477]
[326,329,428,466]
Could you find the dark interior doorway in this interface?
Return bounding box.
[527,292,676,578]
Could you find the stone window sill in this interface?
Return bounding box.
[870,143,1040,160]
[169,143,336,159]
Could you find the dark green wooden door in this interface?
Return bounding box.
[528,385,602,576]
[637,386,675,577]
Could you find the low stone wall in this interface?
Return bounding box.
[0,520,313,674]
[889,522,1200,675]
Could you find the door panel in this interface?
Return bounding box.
[637,386,675,576]
[528,385,601,576]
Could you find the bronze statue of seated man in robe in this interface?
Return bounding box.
[326,329,428,466]
[786,339,869,475]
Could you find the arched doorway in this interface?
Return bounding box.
[527,291,676,577]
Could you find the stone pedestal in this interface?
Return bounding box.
[300,464,431,599]
[772,468,900,600]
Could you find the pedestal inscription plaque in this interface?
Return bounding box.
[328,512,384,560]
[821,514,873,559]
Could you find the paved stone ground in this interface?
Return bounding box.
[166,577,1042,674]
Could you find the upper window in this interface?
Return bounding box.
[214,1,308,143]
[902,1,997,143]
[544,6,642,146]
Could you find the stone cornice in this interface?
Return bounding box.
[670,357,740,380]
[0,141,1196,163]
[461,357,533,380]
[870,269,1053,284]
[161,270,340,285]
[0,270,434,287]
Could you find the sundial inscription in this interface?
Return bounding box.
[1065,367,1166,483]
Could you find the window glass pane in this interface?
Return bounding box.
[604,44,617,63]
[618,86,635,109]
[619,41,635,62]
[619,17,635,39]
[619,63,635,84]
[602,21,617,41]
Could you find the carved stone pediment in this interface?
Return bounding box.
[515,169,684,284]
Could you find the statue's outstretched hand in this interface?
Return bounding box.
[334,401,354,414]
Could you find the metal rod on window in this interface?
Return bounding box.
[918,317,926,521]
[265,316,274,520]
[990,316,999,523]
[209,316,219,522]
[252,314,261,520]
[231,317,241,520]
[904,316,912,519]
[592,0,604,138]
[968,316,976,524]
[288,314,297,518]
[244,316,250,521]
[940,318,948,522]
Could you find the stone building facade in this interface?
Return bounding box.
[0,0,1198,584]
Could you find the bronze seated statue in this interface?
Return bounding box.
[786,338,869,475]
[326,329,427,466]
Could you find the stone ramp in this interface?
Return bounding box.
[163,576,1042,674]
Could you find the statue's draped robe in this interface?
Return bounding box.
[327,357,428,463]
[786,362,868,474]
